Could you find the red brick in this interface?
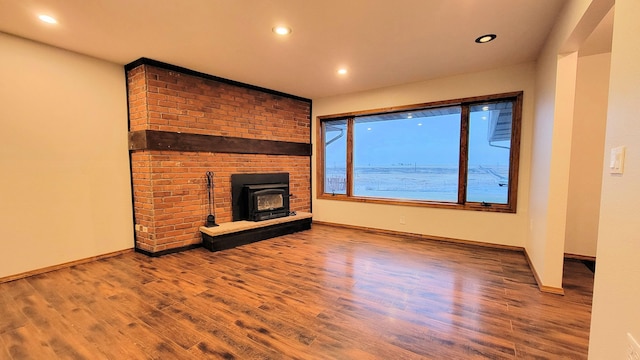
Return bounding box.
[128,64,310,253]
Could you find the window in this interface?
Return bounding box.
[317,92,522,212]
[323,119,347,195]
[353,106,462,202]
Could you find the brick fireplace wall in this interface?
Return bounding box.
[126,59,311,255]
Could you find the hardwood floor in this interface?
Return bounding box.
[0,224,594,359]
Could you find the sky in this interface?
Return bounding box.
[325,111,511,168]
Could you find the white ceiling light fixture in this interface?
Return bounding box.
[38,14,58,24]
[272,26,292,35]
[337,68,348,75]
[475,34,497,44]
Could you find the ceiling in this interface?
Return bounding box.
[0,0,570,99]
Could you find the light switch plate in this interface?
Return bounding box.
[610,146,626,174]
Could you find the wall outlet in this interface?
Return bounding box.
[135,224,141,231]
[627,333,640,360]
[399,216,406,225]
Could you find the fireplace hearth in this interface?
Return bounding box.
[232,173,291,221]
[204,172,310,251]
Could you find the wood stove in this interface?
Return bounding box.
[231,173,290,221]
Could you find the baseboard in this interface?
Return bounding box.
[564,253,596,262]
[565,253,596,273]
[311,220,524,252]
[313,221,567,295]
[523,248,565,295]
[0,248,134,284]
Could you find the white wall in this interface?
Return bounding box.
[527,0,613,289]
[312,63,535,248]
[589,0,640,356]
[565,52,610,257]
[0,33,134,278]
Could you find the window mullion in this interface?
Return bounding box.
[458,105,470,204]
[346,117,354,196]
[318,91,521,213]
[507,96,523,208]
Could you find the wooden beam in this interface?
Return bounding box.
[129,130,311,156]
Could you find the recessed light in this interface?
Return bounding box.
[482,106,489,111]
[482,116,488,120]
[273,26,291,35]
[337,68,348,75]
[367,127,372,131]
[475,34,496,44]
[418,123,423,126]
[38,14,57,24]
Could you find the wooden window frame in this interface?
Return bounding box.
[316,91,523,213]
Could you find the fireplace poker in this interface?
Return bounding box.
[205,171,219,227]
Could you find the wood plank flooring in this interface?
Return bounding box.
[0,224,594,359]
